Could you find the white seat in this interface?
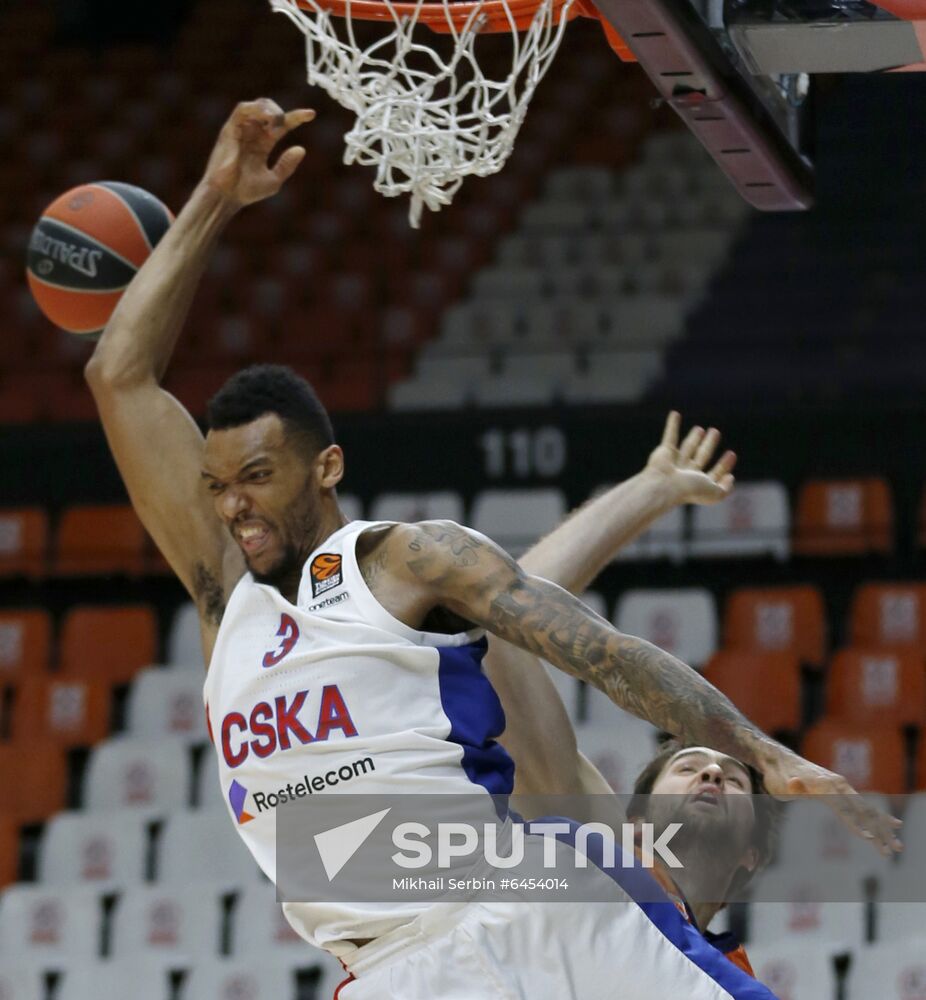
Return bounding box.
[369,492,465,524]
[158,811,262,887]
[746,941,840,1000]
[614,588,717,668]
[0,959,44,1000]
[195,753,225,811]
[56,957,175,1000]
[39,810,149,887]
[180,957,301,1000]
[612,507,685,563]
[471,488,567,558]
[501,350,577,380]
[690,481,790,561]
[561,349,662,405]
[167,602,205,671]
[472,266,544,302]
[416,354,491,384]
[847,941,926,1000]
[574,712,661,793]
[109,884,224,959]
[875,859,926,942]
[126,669,207,743]
[0,885,102,960]
[601,295,685,347]
[387,377,469,411]
[747,886,866,949]
[83,737,191,812]
[473,374,558,408]
[520,201,591,233]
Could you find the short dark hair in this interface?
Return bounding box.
[627,737,781,895]
[207,364,335,457]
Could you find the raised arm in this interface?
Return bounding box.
[84,100,313,643]
[386,520,901,854]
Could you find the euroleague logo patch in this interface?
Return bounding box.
[310,552,343,598]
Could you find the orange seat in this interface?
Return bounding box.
[724,586,827,669]
[11,676,112,747]
[826,647,926,727]
[0,818,17,888]
[0,507,48,578]
[802,720,907,794]
[0,742,68,821]
[54,503,147,577]
[0,609,51,682]
[703,650,802,734]
[793,477,893,556]
[59,605,157,683]
[849,582,926,649]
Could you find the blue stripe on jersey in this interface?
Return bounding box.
[544,819,777,1000]
[437,638,514,796]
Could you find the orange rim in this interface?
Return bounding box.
[296,0,579,32]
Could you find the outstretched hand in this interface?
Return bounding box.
[203,98,315,207]
[645,411,737,507]
[761,751,903,857]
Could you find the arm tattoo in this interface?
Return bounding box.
[406,521,484,572]
[360,545,389,591]
[193,562,225,627]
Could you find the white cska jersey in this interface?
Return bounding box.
[202,520,514,953]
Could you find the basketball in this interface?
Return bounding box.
[26,181,173,338]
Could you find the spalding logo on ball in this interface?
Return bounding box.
[26,181,173,338]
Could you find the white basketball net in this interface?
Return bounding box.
[270,0,575,226]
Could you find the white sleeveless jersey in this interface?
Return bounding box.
[202,520,514,953]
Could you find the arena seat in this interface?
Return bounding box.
[0,608,51,683]
[369,492,465,524]
[0,507,48,578]
[471,488,566,558]
[702,650,801,735]
[745,941,839,1000]
[83,737,191,812]
[166,602,205,671]
[125,668,207,743]
[473,373,559,408]
[793,477,893,555]
[801,720,907,794]
[59,605,157,682]
[11,676,112,748]
[723,585,827,669]
[54,503,147,577]
[877,855,926,943]
[38,810,149,887]
[157,811,262,887]
[387,377,470,411]
[109,883,224,959]
[0,743,68,822]
[747,895,866,950]
[574,708,660,792]
[846,941,926,1000]
[54,957,175,1000]
[825,647,926,727]
[848,582,926,649]
[181,956,310,1000]
[0,959,43,1000]
[0,885,102,960]
[415,354,492,386]
[689,481,790,560]
[613,506,685,563]
[613,588,717,669]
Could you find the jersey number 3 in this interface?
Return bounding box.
[262,613,300,669]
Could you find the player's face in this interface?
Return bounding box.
[202,413,320,583]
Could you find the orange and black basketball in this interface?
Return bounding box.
[26,181,173,338]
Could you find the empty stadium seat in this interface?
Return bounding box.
[0,743,67,822]
[54,504,147,576]
[614,588,717,668]
[181,957,305,1000]
[0,959,43,1000]
[702,651,801,734]
[11,676,112,747]
[747,895,866,950]
[846,941,926,1000]
[0,507,47,578]
[794,477,893,555]
[55,957,175,1000]
[0,609,51,682]
[109,884,224,958]
[471,488,567,557]
[826,647,926,727]
[613,507,685,563]
[0,885,102,959]
[39,810,149,886]
[369,492,465,524]
[83,737,191,812]
[125,668,207,743]
[802,720,907,794]
[387,377,470,410]
[849,583,926,649]
[59,605,158,682]
[877,857,926,941]
[724,586,826,669]
[746,941,839,1000]
[574,709,661,793]
[157,811,262,886]
[166,602,206,671]
[473,373,559,408]
[689,481,790,560]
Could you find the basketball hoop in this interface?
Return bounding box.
[270,0,581,226]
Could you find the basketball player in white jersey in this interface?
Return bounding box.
[84,99,900,999]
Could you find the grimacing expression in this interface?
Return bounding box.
[201,413,322,585]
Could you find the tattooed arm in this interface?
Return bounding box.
[385,519,902,854]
